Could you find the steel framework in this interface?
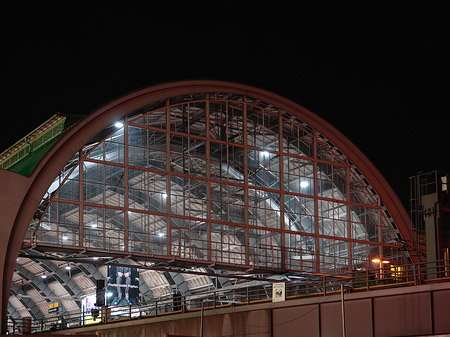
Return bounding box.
[28,91,409,274]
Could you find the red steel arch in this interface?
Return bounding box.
[0,81,413,329]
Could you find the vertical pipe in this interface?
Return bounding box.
[124,116,129,252]
[313,129,320,272]
[200,300,204,337]
[78,149,84,248]
[341,284,346,337]
[243,98,250,265]
[279,111,286,270]
[205,95,211,261]
[166,99,172,256]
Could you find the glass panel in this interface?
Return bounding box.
[211,223,246,265]
[56,167,80,201]
[128,127,167,170]
[169,102,207,137]
[283,157,314,195]
[170,135,207,177]
[247,149,280,190]
[317,163,347,200]
[128,168,167,212]
[130,108,167,130]
[317,139,344,163]
[319,238,350,273]
[248,228,282,269]
[170,177,208,218]
[284,195,315,233]
[129,212,168,255]
[318,200,348,238]
[209,101,244,144]
[282,118,314,157]
[351,205,380,242]
[37,202,80,246]
[285,233,316,272]
[248,189,281,229]
[381,214,398,245]
[349,171,378,206]
[170,218,208,260]
[210,141,245,183]
[246,105,279,151]
[83,206,124,251]
[352,241,371,269]
[210,182,246,224]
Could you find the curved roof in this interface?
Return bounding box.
[3,80,413,324]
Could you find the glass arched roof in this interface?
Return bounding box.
[28,91,409,275]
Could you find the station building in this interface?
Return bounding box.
[1,81,436,335]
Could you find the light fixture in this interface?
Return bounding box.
[371,258,381,263]
[41,274,47,279]
[158,232,165,238]
[114,121,124,128]
[162,192,168,198]
[90,223,97,228]
[300,180,309,188]
[62,235,68,241]
[382,260,390,264]
[106,292,113,297]
[93,257,99,261]
[261,151,269,157]
[65,265,71,270]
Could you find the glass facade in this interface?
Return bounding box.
[34,93,408,274]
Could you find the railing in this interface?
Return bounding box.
[7,258,450,334]
[0,114,65,171]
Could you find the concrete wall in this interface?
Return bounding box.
[55,281,450,337]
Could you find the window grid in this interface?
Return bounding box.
[35,95,408,274]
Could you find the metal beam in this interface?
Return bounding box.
[14,264,70,316]
[9,283,43,320]
[31,259,84,300]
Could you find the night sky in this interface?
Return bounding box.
[2,2,448,208]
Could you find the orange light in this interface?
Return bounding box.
[371,258,381,263]
[382,260,390,264]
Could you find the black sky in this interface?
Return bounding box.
[2,2,449,208]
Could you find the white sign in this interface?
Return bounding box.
[272,282,286,302]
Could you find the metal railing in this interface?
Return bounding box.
[7,258,450,334]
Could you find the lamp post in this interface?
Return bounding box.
[372,258,390,279]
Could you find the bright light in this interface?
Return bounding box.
[41,274,47,279]
[93,257,99,261]
[158,232,165,238]
[62,235,68,241]
[261,151,269,157]
[382,260,390,264]
[114,121,124,128]
[162,192,168,198]
[65,266,71,270]
[90,223,97,228]
[106,292,113,297]
[371,258,381,263]
[300,181,309,188]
